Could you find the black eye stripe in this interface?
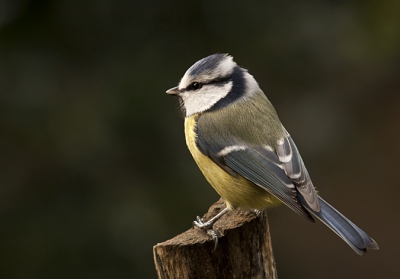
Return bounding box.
[208,76,231,85]
[187,82,202,91]
[186,76,231,91]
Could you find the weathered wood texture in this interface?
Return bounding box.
[153,199,278,279]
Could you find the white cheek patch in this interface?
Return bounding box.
[181,82,233,116]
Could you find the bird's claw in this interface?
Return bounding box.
[193,216,212,230]
[192,208,228,251]
[193,216,220,252]
[207,229,219,252]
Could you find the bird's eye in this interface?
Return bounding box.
[189,82,202,91]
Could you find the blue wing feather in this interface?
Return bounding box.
[224,148,314,221]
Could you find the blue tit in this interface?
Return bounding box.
[166,53,378,255]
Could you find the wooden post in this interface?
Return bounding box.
[153,199,278,279]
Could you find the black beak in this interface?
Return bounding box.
[166,86,180,95]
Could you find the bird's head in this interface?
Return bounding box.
[166,53,260,117]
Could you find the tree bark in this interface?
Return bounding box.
[153,199,278,279]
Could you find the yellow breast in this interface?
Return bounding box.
[184,114,281,210]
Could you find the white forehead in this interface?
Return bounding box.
[178,54,237,90]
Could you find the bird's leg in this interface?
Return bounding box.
[193,208,228,229]
[193,208,228,251]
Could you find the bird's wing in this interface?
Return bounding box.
[276,128,320,212]
[196,117,314,221]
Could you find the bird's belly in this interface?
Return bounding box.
[184,116,281,210]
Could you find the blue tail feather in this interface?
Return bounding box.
[299,195,379,255]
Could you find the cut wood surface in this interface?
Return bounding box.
[153,199,278,279]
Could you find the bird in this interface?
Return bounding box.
[166,53,379,255]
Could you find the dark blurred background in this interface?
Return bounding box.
[1,0,399,278]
